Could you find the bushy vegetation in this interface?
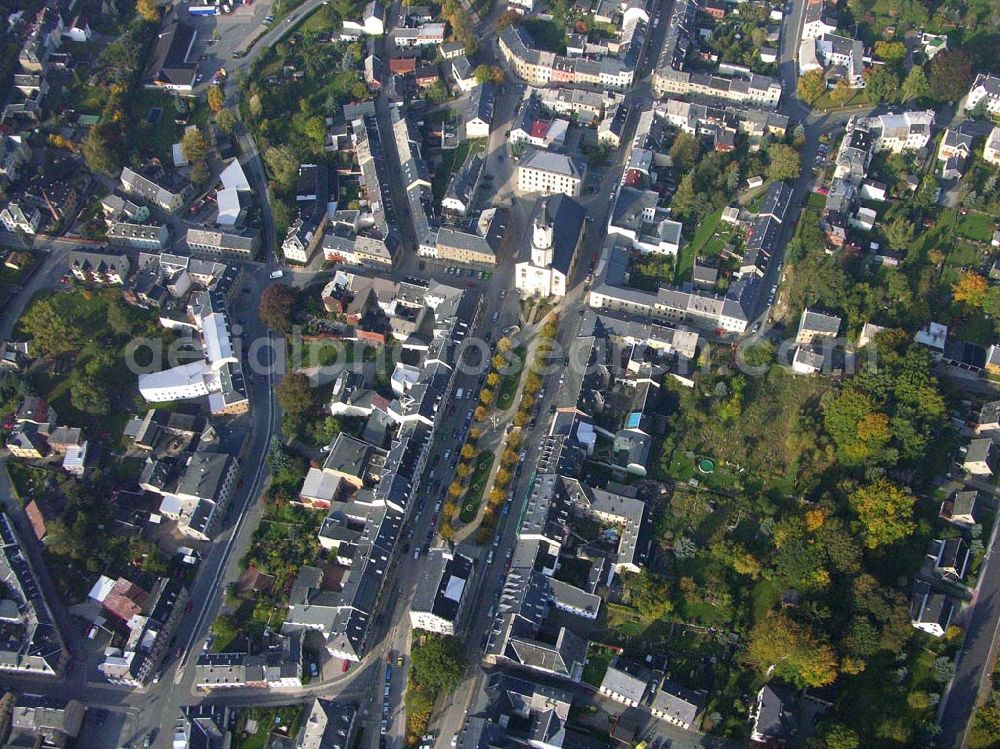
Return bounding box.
[405,634,466,746]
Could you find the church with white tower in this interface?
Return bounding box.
[515,194,586,298]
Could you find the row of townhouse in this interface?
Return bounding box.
[498,24,637,91]
[389,104,438,259]
[0,512,68,677]
[650,0,782,107]
[0,181,79,235]
[659,97,789,139]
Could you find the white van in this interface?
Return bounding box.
[456,387,464,399]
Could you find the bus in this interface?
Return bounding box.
[188,4,218,15]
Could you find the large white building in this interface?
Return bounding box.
[515,195,586,299]
[608,187,682,256]
[409,549,474,635]
[966,73,1000,115]
[342,1,384,36]
[138,292,249,414]
[867,110,935,153]
[517,148,585,197]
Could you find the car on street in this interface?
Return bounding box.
[397,655,404,667]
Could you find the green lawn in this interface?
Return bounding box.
[496,347,526,410]
[678,206,724,282]
[235,706,304,749]
[5,462,54,504]
[957,211,995,243]
[582,643,617,687]
[806,191,827,210]
[459,451,494,523]
[432,139,480,204]
[812,87,868,110]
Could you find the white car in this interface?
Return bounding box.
[269,270,284,279]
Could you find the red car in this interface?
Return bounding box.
[184,601,193,614]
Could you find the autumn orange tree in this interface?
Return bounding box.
[207,85,225,113]
[747,613,838,687]
[952,270,989,310]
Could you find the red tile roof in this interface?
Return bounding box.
[102,578,149,622]
[24,500,46,540]
[530,120,550,139]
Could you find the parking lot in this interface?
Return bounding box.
[183,0,279,89]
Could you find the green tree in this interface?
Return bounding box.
[902,65,930,101]
[669,132,700,172]
[181,128,209,164]
[263,145,299,190]
[797,69,827,105]
[864,66,899,104]
[747,613,838,687]
[671,172,697,219]
[927,49,972,101]
[767,144,801,182]
[258,283,297,333]
[215,108,237,135]
[45,519,88,560]
[849,479,916,549]
[351,81,369,101]
[883,215,915,250]
[275,373,316,435]
[830,79,853,106]
[21,298,84,355]
[409,634,466,693]
[473,64,492,84]
[81,123,120,176]
[620,570,673,622]
[873,41,906,62]
[819,722,860,749]
[426,80,448,104]
[822,390,891,466]
[70,353,115,414]
[969,694,1000,747]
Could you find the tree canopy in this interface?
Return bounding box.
[747,613,838,687]
[849,479,916,549]
[927,49,972,101]
[797,69,827,105]
[258,284,297,333]
[766,144,801,182]
[409,634,466,693]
